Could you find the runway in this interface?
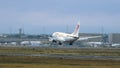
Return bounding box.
[0,53,120,60]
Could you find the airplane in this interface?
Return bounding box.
[49,22,101,45]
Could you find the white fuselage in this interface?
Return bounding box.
[49,22,80,45]
[52,32,79,42]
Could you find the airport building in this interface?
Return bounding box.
[108,33,120,44]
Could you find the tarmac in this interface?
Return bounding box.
[0,53,120,60]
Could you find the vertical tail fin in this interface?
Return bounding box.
[72,22,80,36]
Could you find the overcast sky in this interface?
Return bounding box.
[0,0,120,34]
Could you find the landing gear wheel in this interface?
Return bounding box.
[69,42,73,45]
[59,42,62,45]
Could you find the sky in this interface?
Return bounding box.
[0,0,120,34]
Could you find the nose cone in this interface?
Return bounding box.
[52,32,59,37]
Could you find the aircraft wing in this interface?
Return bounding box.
[78,36,101,41]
